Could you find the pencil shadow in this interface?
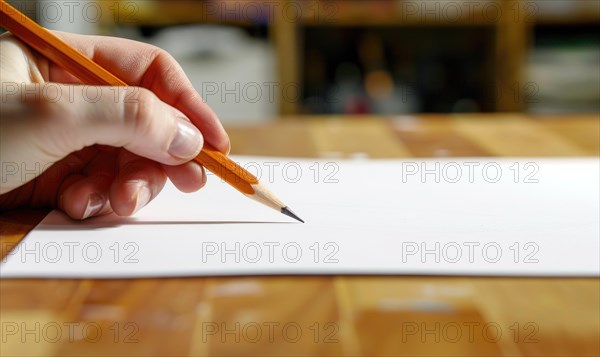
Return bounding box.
[36,220,295,231]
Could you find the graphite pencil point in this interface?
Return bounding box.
[281,207,305,223]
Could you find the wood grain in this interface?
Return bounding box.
[1,115,599,357]
[308,116,412,158]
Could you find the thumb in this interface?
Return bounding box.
[40,84,204,165]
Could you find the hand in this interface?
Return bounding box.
[0,31,229,219]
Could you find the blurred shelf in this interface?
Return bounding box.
[99,0,263,27]
[104,0,599,27]
[299,0,500,27]
[532,0,600,26]
[534,13,600,26]
[98,0,599,115]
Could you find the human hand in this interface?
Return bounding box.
[0,31,229,219]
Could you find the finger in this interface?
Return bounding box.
[110,151,167,216]
[22,84,204,166]
[55,172,86,218]
[162,161,206,193]
[56,150,116,220]
[58,174,113,220]
[50,31,230,153]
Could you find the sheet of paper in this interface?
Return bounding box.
[1,157,598,278]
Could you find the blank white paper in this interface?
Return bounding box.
[1,157,598,278]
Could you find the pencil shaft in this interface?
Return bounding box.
[194,145,259,195]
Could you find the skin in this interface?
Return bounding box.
[0,31,230,219]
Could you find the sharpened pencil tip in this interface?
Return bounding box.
[281,207,305,223]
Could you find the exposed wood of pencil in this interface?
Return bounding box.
[0,0,299,219]
[194,147,293,214]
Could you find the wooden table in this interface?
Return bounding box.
[1,114,599,356]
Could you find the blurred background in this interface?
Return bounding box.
[5,0,600,124]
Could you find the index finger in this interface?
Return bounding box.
[48,31,230,154]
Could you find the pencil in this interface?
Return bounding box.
[0,0,304,223]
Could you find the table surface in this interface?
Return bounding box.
[1,114,599,357]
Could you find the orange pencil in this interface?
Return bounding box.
[0,0,304,222]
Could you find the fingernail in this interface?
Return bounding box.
[199,165,207,188]
[169,118,203,159]
[82,193,104,220]
[132,184,152,215]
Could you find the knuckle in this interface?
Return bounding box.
[151,47,176,65]
[146,47,178,74]
[154,47,173,61]
[122,87,157,135]
[149,47,186,84]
